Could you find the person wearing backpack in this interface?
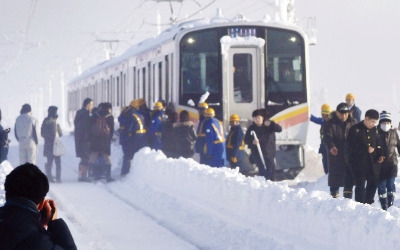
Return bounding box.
[88,102,114,182]
[41,106,63,183]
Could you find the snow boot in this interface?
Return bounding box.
[343,190,353,199]
[105,165,114,182]
[379,196,388,210]
[388,192,394,208]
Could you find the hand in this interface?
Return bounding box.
[377,156,385,164]
[39,199,58,227]
[330,147,338,156]
[231,157,238,163]
[264,120,271,126]
[252,139,259,145]
[368,147,375,154]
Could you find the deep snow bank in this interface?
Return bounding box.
[107,148,400,249]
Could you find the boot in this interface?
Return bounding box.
[78,165,91,182]
[388,192,394,208]
[105,165,114,182]
[379,197,388,210]
[343,190,353,199]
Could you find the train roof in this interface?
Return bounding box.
[69,8,307,86]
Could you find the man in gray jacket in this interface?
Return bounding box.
[15,103,39,164]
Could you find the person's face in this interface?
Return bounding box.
[198,108,205,115]
[336,111,349,122]
[364,117,378,129]
[346,99,354,106]
[253,115,264,126]
[322,113,329,121]
[87,101,94,111]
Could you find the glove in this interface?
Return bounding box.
[231,157,238,163]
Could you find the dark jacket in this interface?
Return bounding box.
[348,121,382,177]
[226,124,245,165]
[173,121,197,158]
[244,121,282,161]
[323,113,357,186]
[41,117,62,157]
[377,128,400,181]
[89,109,114,155]
[349,104,362,122]
[0,197,77,250]
[74,108,91,157]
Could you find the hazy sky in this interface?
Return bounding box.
[1,0,399,128]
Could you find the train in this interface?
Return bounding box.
[68,7,312,180]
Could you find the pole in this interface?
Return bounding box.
[250,131,266,171]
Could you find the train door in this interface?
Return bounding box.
[222,46,265,130]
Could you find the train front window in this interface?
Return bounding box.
[180,30,220,95]
[266,29,306,105]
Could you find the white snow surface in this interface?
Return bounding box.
[1,136,400,249]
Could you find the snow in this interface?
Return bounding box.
[2,135,400,249]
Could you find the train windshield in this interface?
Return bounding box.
[179,26,306,112]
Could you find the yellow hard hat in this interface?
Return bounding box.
[204,108,215,117]
[321,104,331,115]
[153,101,164,110]
[198,102,208,109]
[229,114,240,122]
[130,99,138,108]
[346,93,355,100]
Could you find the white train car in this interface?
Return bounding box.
[68,8,312,179]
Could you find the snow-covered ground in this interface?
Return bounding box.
[2,135,400,249]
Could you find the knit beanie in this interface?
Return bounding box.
[379,111,392,124]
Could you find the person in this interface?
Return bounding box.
[194,102,208,164]
[0,108,10,163]
[345,93,362,122]
[310,103,332,174]
[348,109,384,204]
[173,110,197,158]
[74,98,94,182]
[14,103,39,165]
[226,114,246,170]
[161,111,179,158]
[88,102,114,182]
[202,108,226,167]
[136,98,152,130]
[376,111,400,210]
[41,106,63,183]
[118,99,148,176]
[0,163,77,249]
[323,102,357,198]
[244,109,282,181]
[149,102,165,150]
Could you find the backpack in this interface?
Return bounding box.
[92,115,111,138]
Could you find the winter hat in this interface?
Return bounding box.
[20,104,31,114]
[48,106,58,118]
[321,104,331,115]
[336,102,350,113]
[379,111,392,124]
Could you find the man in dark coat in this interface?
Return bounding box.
[323,102,357,198]
[348,109,384,204]
[244,109,282,181]
[41,106,63,183]
[74,98,93,182]
[173,110,197,159]
[376,111,400,210]
[88,102,114,182]
[0,163,77,249]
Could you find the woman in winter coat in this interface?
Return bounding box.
[41,106,62,183]
[377,111,400,210]
[173,110,197,158]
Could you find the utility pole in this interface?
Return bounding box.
[96,39,120,60]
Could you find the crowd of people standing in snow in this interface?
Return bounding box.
[310,93,400,210]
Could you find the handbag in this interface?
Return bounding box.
[53,132,65,156]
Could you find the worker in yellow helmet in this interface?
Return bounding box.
[310,103,332,174]
[226,114,246,170]
[149,102,165,150]
[345,93,362,122]
[194,102,209,164]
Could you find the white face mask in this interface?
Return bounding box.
[380,123,391,132]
